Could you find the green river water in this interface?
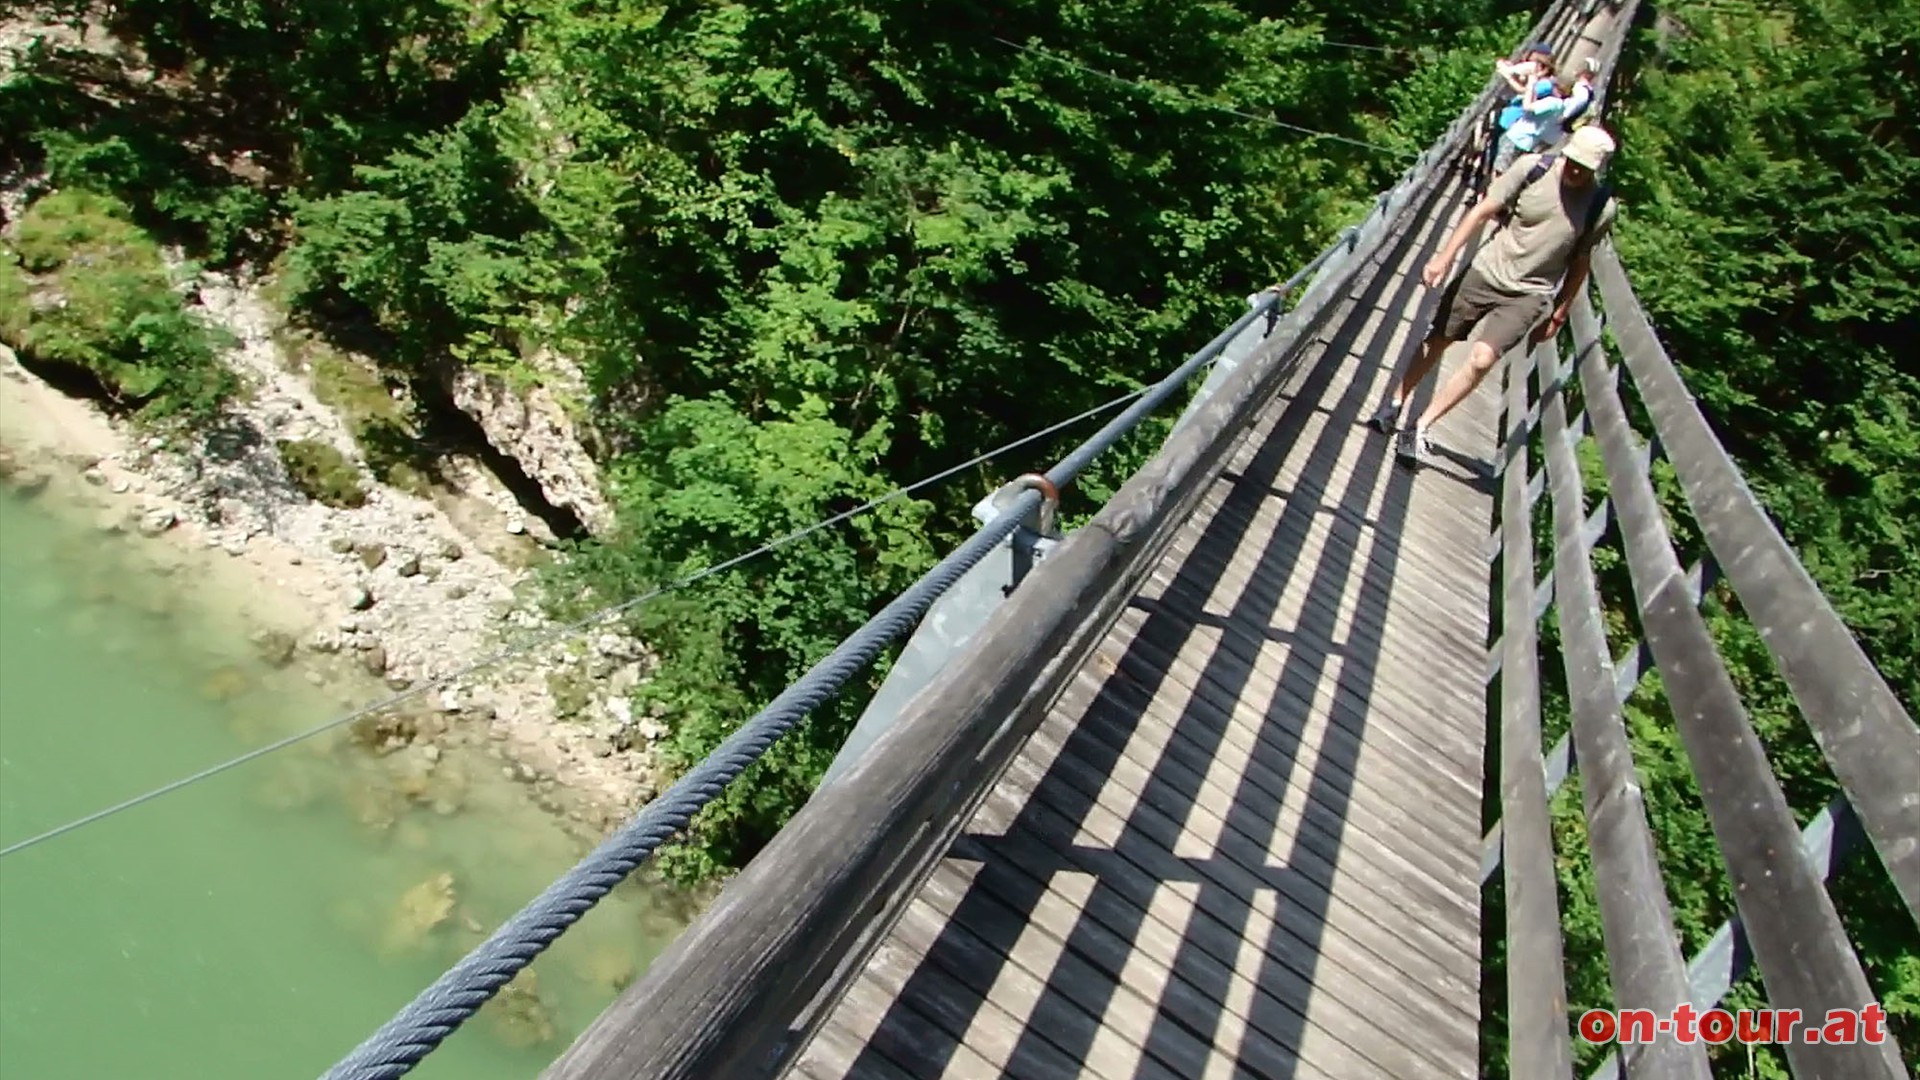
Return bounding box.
[0,487,690,1079]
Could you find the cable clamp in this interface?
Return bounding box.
[1010,473,1061,537]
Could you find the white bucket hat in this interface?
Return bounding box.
[1564,125,1616,170]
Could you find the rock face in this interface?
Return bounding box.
[444,352,614,537]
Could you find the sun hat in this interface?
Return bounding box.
[1563,125,1616,170]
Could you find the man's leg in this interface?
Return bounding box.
[1414,339,1502,430]
[1372,268,1481,433]
[1396,283,1549,466]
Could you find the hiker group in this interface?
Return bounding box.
[1371,42,1618,468]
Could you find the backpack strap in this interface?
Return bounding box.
[1578,182,1615,251]
[1505,153,1557,212]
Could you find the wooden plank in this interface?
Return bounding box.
[1158,489,1494,661]
[989,743,1482,1007]
[1496,337,1575,1079]
[1053,652,1483,905]
[919,858,1467,1080]
[1574,289,1910,1078]
[958,777,1477,1077]
[1593,250,1920,923]
[1036,668,1466,922]
[1132,546,1488,769]
[1098,595,1482,822]
[1019,711,1480,967]
[1543,307,1710,1079]
[1143,522,1490,739]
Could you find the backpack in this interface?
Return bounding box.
[1509,153,1614,250]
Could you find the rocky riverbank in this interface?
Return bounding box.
[0,276,665,845]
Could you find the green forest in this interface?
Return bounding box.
[1,0,1914,1075]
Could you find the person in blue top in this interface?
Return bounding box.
[1467,45,1556,200]
[1494,79,1566,174]
[1496,44,1557,131]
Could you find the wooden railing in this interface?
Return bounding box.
[1483,243,1919,1079]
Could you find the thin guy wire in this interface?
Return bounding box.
[991,35,1408,154]
[0,385,1149,861]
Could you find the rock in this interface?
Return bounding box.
[250,628,298,668]
[109,478,131,495]
[11,470,50,498]
[386,675,411,691]
[137,508,177,537]
[96,511,126,535]
[328,536,356,555]
[201,667,249,702]
[82,469,107,487]
[394,552,422,577]
[305,670,325,686]
[438,688,462,713]
[505,519,527,535]
[439,539,464,560]
[444,582,470,600]
[347,585,375,611]
[357,542,388,569]
[389,746,439,800]
[362,644,389,675]
[381,872,457,955]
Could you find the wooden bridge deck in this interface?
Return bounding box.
[790,179,1508,1080]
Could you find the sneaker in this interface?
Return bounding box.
[1367,399,1402,433]
[1396,425,1433,467]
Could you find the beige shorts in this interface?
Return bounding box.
[1430,267,1552,357]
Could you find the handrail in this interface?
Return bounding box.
[1539,314,1709,1080]
[1590,250,1920,921]
[1478,256,1913,1075]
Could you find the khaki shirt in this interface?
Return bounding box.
[1472,153,1617,295]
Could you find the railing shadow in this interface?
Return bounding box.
[834,177,1492,1080]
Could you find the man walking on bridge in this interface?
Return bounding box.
[1370,124,1618,467]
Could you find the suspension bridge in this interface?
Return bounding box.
[285,0,1919,1076]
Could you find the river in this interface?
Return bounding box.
[0,486,691,1079]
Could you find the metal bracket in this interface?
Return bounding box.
[973,473,1063,595]
[820,473,1072,788]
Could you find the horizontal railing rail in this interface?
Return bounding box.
[1481,240,1916,1078]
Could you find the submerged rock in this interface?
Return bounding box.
[381,871,457,955]
[480,968,558,1049]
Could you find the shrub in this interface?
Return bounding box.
[0,189,234,422]
[277,438,368,508]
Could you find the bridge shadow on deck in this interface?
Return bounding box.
[834,186,1487,1080]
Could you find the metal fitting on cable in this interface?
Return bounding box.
[1009,472,1061,537]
